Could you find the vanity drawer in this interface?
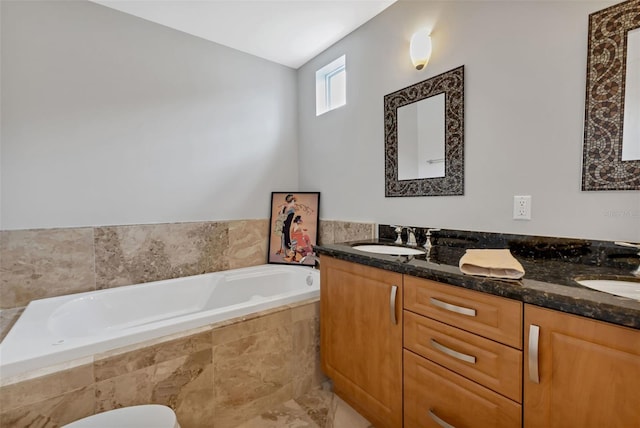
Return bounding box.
[404,349,521,428]
[404,276,523,349]
[404,311,522,403]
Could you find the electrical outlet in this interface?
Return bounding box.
[513,195,532,220]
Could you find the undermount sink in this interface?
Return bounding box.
[575,278,640,301]
[352,244,425,256]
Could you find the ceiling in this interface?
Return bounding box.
[91,0,397,69]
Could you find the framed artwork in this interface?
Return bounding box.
[268,192,320,266]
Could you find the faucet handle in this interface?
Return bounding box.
[391,225,403,244]
[423,228,440,250]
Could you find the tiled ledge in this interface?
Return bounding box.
[0,219,375,312]
[0,299,324,428]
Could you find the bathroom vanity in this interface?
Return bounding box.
[317,233,640,428]
[320,258,403,428]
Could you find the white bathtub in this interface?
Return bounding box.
[0,264,319,380]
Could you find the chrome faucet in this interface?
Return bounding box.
[300,254,320,269]
[615,242,640,276]
[392,225,403,244]
[404,227,418,247]
[423,228,441,250]
[390,225,418,246]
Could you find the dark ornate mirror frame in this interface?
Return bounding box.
[582,0,640,191]
[384,65,464,197]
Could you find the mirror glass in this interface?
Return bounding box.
[397,94,445,179]
[582,0,640,190]
[385,66,464,197]
[622,27,640,161]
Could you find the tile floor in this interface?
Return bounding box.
[236,386,374,428]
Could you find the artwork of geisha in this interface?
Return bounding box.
[268,192,320,265]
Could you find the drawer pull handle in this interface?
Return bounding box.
[429,297,476,317]
[430,339,476,364]
[528,324,540,383]
[390,285,398,325]
[428,409,456,428]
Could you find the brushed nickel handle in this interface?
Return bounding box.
[429,297,476,317]
[428,409,456,428]
[528,324,540,383]
[390,285,398,325]
[430,339,476,364]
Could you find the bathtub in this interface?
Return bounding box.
[0,264,319,380]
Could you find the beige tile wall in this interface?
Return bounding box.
[0,219,374,426]
[0,218,373,312]
[317,220,376,246]
[0,300,323,428]
[0,228,96,309]
[0,220,269,311]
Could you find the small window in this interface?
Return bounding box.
[316,55,346,116]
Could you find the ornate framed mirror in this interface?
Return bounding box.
[384,65,464,197]
[582,0,640,191]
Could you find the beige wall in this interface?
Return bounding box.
[1,0,299,230]
[297,0,639,242]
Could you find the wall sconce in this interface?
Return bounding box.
[410,30,432,70]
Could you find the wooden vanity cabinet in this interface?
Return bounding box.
[403,276,523,428]
[320,256,403,428]
[320,257,640,428]
[524,304,640,428]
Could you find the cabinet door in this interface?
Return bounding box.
[320,256,403,428]
[524,304,640,428]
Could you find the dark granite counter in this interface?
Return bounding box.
[315,238,640,330]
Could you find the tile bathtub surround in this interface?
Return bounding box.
[0,300,324,428]
[94,222,229,289]
[226,219,270,270]
[0,220,258,311]
[0,228,96,309]
[211,302,326,427]
[0,363,95,427]
[0,219,369,314]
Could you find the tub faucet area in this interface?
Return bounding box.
[301,254,320,269]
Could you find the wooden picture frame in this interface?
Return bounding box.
[268,192,320,266]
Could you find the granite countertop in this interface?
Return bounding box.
[315,239,640,330]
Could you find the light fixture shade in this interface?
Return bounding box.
[410,31,432,70]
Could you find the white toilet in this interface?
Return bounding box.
[62,405,180,428]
